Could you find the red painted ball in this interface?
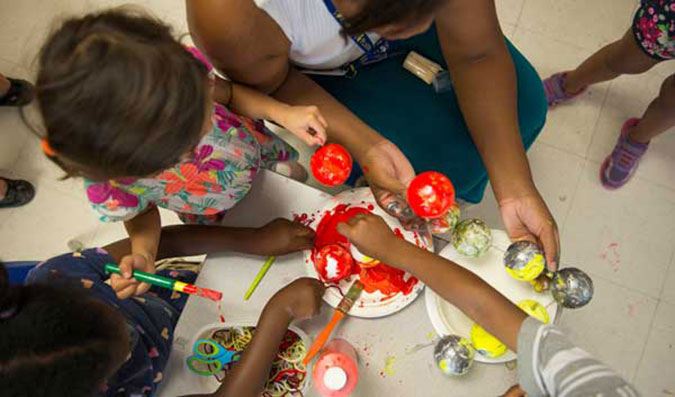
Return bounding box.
[314,244,354,283]
[407,171,456,218]
[310,144,353,186]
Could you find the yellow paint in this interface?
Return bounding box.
[174,281,187,292]
[384,356,396,376]
[471,324,507,358]
[506,254,545,282]
[517,299,550,324]
[426,331,436,340]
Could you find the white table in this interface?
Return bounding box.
[158,170,518,397]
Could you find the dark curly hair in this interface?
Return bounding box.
[36,9,209,180]
[0,263,127,397]
[341,0,448,35]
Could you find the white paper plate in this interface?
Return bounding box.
[189,322,312,393]
[425,229,561,363]
[303,188,433,318]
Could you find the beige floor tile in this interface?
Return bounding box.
[561,160,675,298]
[587,73,675,191]
[633,301,675,395]
[495,0,525,27]
[558,275,658,381]
[511,27,610,157]
[660,254,675,305]
[519,0,637,51]
[0,185,100,261]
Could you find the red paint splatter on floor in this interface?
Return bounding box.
[217,302,226,323]
[628,304,637,317]
[600,242,621,272]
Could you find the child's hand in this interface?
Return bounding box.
[270,278,325,320]
[255,218,315,255]
[277,105,328,147]
[336,213,399,261]
[110,252,156,299]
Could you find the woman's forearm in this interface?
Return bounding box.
[384,240,526,351]
[272,68,383,162]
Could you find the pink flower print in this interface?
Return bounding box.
[193,145,225,172]
[639,16,662,41]
[215,105,242,128]
[148,347,160,358]
[86,182,139,208]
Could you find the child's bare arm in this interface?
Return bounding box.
[337,214,527,352]
[213,77,327,147]
[103,218,315,263]
[110,206,162,299]
[184,278,325,397]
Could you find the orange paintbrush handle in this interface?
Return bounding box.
[302,310,346,366]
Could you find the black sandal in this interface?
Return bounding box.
[0,178,35,208]
[0,78,34,107]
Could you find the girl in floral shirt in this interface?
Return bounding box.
[35,10,327,297]
[543,0,675,189]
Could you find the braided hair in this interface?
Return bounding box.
[0,263,128,397]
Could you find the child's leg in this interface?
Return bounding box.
[565,29,660,93]
[630,74,675,143]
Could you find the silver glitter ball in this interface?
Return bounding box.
[503,241,546,282]
[433,335,475,376]
[551,267,594,309]
[450,219,492,257]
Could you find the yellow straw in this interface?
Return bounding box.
[244,256,276,300]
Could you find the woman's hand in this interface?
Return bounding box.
[336,213,400,263]
[276,105,328,147]
[360,140,420,225]
[255,218,316,255]
[499,189,560,270]
[110,252,156,299]
[270,278,326,320]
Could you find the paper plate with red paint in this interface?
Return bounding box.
[310,144,353,186]
[301,187,433,318]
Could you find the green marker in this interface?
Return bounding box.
[243,256,276,301]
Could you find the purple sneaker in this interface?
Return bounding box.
[543,72,586,107]
[599,118,649,190]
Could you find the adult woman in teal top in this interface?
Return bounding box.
[187,0,559,268]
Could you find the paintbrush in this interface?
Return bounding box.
[104,263,223,302]
[244,256,276,301]
[303,280,364,365]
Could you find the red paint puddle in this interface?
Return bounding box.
[312,204,418,298]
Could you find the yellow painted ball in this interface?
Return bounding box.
[517,299,550,324]
[504,241,546,282]
[470,324,507,358]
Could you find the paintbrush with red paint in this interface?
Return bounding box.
[303,280,364,366]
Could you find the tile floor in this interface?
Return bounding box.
[1,0,674,394]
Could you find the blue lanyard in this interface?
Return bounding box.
[322,0,392,61]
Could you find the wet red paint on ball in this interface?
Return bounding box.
[314,244,353,283]
[199,287,223,302]
[310,144,353,186]
[407,171,455,218]
[367,204,374,211]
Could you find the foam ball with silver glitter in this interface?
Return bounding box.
[551,267,594,309]
[429,204,461,235]
[504,240,546,282]
[434,335,475,376]
[450,219,492,257]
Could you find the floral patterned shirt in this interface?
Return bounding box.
[85,104,297,225]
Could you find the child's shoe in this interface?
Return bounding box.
[543,72,586,107]
[599,118,649,190]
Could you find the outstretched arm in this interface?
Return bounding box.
[337,213,526,351]
[103,218,315,264]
